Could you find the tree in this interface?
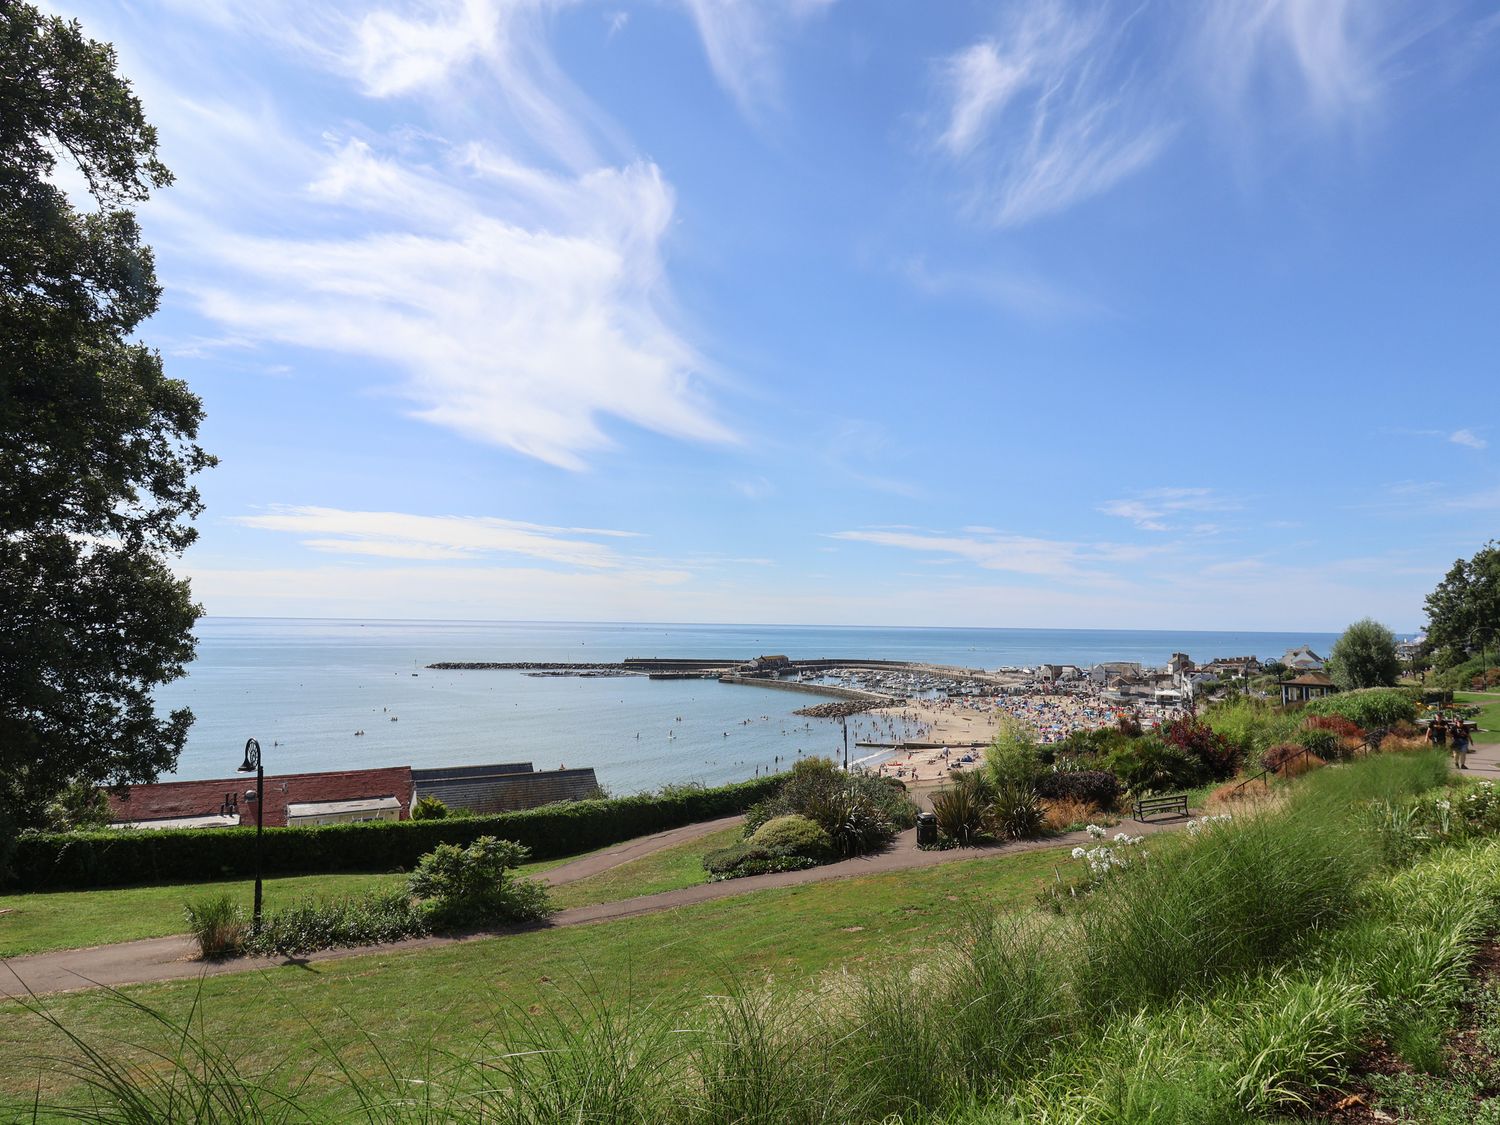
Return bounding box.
[1423,542,1500,669]
[1,6,213,838]
[1326,619,1401,692]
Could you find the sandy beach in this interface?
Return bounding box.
[862,691,1147,808]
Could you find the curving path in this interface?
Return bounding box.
[0,813,1188,1000]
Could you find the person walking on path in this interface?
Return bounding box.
[1428,714,1449,749]
[1453,722,1472,769]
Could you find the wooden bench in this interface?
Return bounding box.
[1133,793,1189,821]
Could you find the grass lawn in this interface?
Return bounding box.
[0,834,697,959]
[548,822,743,909]
[0,844,1072,1115]
[1456,691,1500,735]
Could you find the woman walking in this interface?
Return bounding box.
[1452,722,1472,770]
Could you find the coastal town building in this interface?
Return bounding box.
[1279,671,1337,705]
[105,761,602,829]
[411,763,600,814]
[1198,656,1261,679]
[1090,661,1143,685]
[107,766,414,829]
[1282,646,1326,672]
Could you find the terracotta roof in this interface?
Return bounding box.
[107,766,413,828]
[1281,672,1335,687]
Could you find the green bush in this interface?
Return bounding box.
[701,843,817,881]
[740,758,916,858]
[990,781,1043,840]
[931,772,993,845]
[410,795,448,820]
[1294,726,1343,759]
[244,890,426,955]
[408,836,553,930]
[1103,737,1201,794]
[747,814,833,861]
[984,721,1044,788]
[183,894,246,959]
[7,773,786,891]
[1304,686,1420,728]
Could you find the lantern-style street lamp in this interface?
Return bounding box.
[236,737,264,932]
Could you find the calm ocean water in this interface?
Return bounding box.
[155,619,1340,792]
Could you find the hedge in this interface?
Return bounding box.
[1302,687,1420,729]
[6,774,787,892]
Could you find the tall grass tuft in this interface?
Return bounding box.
[1073,805,1374,1015]
[183,894,246,959]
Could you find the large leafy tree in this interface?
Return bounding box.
[1,5,213,833]
[1327,618,1401,692]
[1423,542,1500,668]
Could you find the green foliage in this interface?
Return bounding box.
[244,890,426,956]
[40,782,112,832]
[746,814,833,861]
[411,795,449,820]
[1102,736,1200,794]
[183,893,245,959]
[990,781,1044,840]
[1423,540,1500,667]
[8,773,786,891]
[1304,686,1420,728]
[701,843,818,880]
[740,757,916,858]
[1328,617,1402,690]
[0,3,215,835]
[984,720,1045,788]
[1203,695,1301,762]
[408,836,552,930]
[1294,726,1343,759]
[931,771,994,845]
[1033,769,1122,808]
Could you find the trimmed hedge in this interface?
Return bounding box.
[6,775,786,892]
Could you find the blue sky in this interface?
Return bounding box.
[53,0,1500,631]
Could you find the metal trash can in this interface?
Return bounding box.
[916,812,938,848]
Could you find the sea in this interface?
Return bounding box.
[154,619,1341,793]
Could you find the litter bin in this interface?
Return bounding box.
[916,812,937,848]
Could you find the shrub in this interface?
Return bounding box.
[741,758,916,858]
[1204,696,1301,759]
[984,721,1044,788]
[1305,714,1365,743]
[244,890,426,956]
[1161,718,1241,781]
[410,795,448,820]
[990,781,1044,840]
[1034,769,1122,808]
[407,836,553,931]
[184,894,246,959]
[701,843,817,881]
[746,814,833,861]
[931,774,992,846]
[8,773,787,891]
[1304,687,1419,729]
[1104,737,1201,794]
[1294,727,1343,760]
[1042,796,1103,832]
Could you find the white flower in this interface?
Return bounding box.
[1071,847,1086,859]
[1086,824,1107,839]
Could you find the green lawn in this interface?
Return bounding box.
[0,834,692,959]
[0,844,1072,1115]
[1456,692,1500,735]
[549,822,743,909]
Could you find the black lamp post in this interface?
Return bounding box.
[237,737,264,932]
[841,713,849,771]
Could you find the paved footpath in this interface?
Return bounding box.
[1,813,1186,1000]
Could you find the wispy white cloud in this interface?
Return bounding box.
[934,0,1173,227]
[233,506,643,567]
[1450,428,1487,450]
[129,2,736,471]
[933,0,1464,228]
[829,527,1156,579]
[1098,487,1239,531]
[679,0,834,118]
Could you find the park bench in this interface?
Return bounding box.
[1133,793,1189,821]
